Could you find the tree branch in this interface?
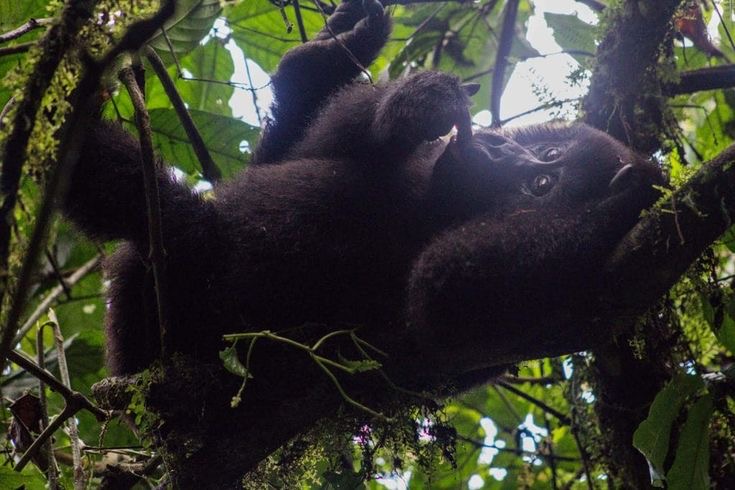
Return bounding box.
[582,0,682,150]
[14,255,101,343]
[490,0,519,126]
[0,0,100,368]
[666,64,735,95]
[0,18,52,44]
[0,41,34,57]
[0,0,176,374]
[143,46,221,183]
[119,66,172,361]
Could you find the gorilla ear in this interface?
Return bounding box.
[462,83,481,96]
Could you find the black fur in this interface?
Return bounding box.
[62,0,663,379]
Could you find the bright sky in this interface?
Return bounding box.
[227,0,599,128]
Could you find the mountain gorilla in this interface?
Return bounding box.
[62,0,663,384]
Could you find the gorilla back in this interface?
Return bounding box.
[62,0,663,380]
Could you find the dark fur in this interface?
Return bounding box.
[62,0,663,378]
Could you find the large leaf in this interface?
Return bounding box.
[0,0,49,31]
[633,374,704,487]
[146,108,259,179]
[544,13,597,65]
[700,291,735,354]
[666,394,714,490]
[145,37,236,117]
[147,0,222,58]
[0,465,47,490]
[227,0,324,72]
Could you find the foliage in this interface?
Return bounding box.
[1,0,735,488]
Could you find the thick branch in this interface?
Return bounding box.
[582,0,682,148]
[666,65,735,95]
[603,143,735,314]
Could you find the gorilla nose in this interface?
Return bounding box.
[608,160,666,195]
[609,164,635,193]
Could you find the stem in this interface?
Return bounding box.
[144,46,221,183]
[489,0,519,126]
[15,255,101,343]
[119,66,171,361]
[48,310,84,490]
[311,353,391,421]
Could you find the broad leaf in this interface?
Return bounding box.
[666,394,714,490]
[544,13,597,65]
[148,0,222,58]
[633,373,704,487]
[219,344,250,378]
[228,0,323,72]
[145,108,259,179]
[0,0,49,31]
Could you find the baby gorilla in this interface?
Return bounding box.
[63,0,663,381]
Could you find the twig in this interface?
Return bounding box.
[0,18,52,44]
[569,376,595,490]
[499,98,580,126]
[496,380,572,425]
[456,435,580,463]
[119,66,171,361]
[0,41,34,57]
[15,255,101,343]
[36,325,60,489]
[44,249,73,299]
[144,46,221,182]
[0,95,16,128]
[561,467,587,490]
[545,414,559,489]
[7,349,107,472]
[224,329,390,420]
[243,58,262,125]
[292,0,309,43]
[490,0,519,126]
[311,0,372,82]
[710,0,735,52]
[48,310,84,489]
[7,350,106,419]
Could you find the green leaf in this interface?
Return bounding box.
[0,465,47,490]
[338,356,382,373]
[701,292,735,354]
[720,225,735,253]
[219,344,250,378]
[143,108,259,179]
[228,0,324,72]
[544,13,597,65]
[0,0,49,31]
[633,373,704,487]
[666,394,714,490]
[177,37,235,116]
[147,0,222,59]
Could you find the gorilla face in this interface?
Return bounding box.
[429,122,665,223]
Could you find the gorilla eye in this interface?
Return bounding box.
[529,174,555,196]
[540,147,562,161]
